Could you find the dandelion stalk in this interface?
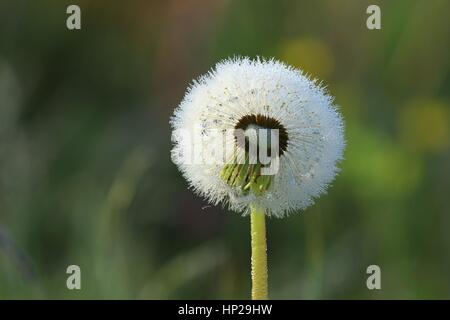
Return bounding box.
[250,203,268,300]
[221,156,271,299]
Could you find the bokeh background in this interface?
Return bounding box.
[1,0,449,299]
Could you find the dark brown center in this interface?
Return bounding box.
[234,114,288,156]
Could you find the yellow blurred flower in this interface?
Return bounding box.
[342,123,423,200]
[399,99,450,153]
[281,38,334,79]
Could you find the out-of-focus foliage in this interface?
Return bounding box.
[0,0,449,299]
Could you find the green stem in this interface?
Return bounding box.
[250,204,268,300]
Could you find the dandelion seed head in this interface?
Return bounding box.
[171,57,345,217]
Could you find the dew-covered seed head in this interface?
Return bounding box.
[170,57,345,217]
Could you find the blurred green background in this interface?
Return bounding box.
[1,0,449,299]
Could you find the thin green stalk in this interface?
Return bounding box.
[250,204,268,300]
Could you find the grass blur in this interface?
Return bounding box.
[0,0,449,299]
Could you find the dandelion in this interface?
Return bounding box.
[171,57,345,299]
